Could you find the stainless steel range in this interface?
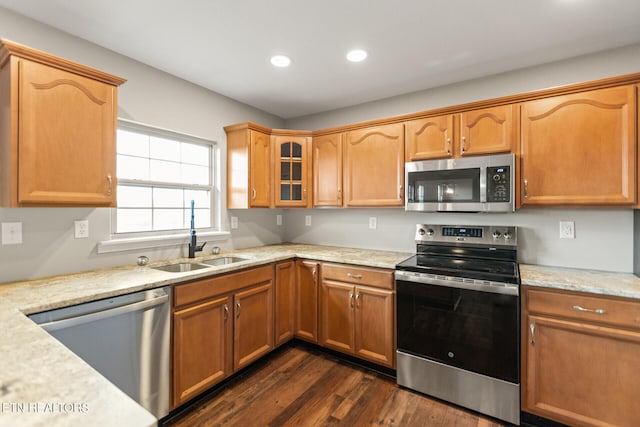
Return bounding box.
[395,224,520,425]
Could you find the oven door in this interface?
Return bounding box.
[396,273,519,383]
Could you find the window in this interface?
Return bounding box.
[114,120,217,235]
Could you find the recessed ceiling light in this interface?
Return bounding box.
[270,55,291,68]
[346,49,368,62]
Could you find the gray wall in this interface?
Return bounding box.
[283,43,640,274]
[0,7,285,283]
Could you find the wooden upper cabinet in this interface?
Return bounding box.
[344,123,405,207]
[405,115,454,161]
[273,134,312,207]
[459,105,515,156]
[521,85,636,206]
[225,123,272,208]
[0,40,125,207]
[313,132,343,207]
[405,105,514,161]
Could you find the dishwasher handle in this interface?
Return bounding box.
[38,293,169,332]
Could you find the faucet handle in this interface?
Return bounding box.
[196,241,207,252]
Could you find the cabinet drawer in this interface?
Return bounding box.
[321,263,393,290]
[174,265,273,308]
[526,287,640,330]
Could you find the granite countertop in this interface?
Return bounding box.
[0,243,410,427]
[2,243,639,427]
[520,264,640,300]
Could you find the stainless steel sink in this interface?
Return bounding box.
[200,256,249,266]
[153,262,210,273]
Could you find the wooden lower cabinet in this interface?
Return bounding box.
[319,263,395,368]
[172,295,232,407]
[274,260,296,346]
[295,260,319,343]
[172,265,274,408]
[523,287,640,427]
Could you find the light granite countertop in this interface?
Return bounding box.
[520,264,640,300]
[2,243,639,427]
[0,243,410,427]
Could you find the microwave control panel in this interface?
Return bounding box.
[486,166,510,202]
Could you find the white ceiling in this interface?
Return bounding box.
[2,0,640,119]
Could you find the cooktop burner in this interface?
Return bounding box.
[395,224,520,284]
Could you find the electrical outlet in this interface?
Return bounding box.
[1,222,22,245]
[305,215,312,227]
[230,216,239,229]
[74,220,89,239]
[369,217,377,229]
[559,221,575,239]
[276,214,283,226]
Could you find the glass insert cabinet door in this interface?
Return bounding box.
[273,135,311,207]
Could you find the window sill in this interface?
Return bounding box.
[97,231,231,254]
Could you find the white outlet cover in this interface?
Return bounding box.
[276,214,283,226]
[369,217,377,229]
[1,222,22,245]
[305,215,312,226]
[230,216,239,229]
[559,221,575,239]
[74,220,89,239]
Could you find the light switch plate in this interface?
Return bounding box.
[2,222,23,245]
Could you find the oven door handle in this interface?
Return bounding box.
[394,270,519,296]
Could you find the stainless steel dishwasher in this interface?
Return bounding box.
[29,286,171,420]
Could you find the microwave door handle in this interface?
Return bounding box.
[479,167,487,203]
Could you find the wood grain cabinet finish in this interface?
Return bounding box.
[405,105,515,161]
[225,123,272,208]
[172,265,274,408]
[0,40,125,207]
[520,85,636,206]
[344,123,405,207]
[312,132,343,207]
[320,263,395,368]
[522,287,640,427]
[274,260,296,346]
[273,135,312,207]
[295,260,319,343]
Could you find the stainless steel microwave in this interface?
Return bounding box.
[405,153,515,212]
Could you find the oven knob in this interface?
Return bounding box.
[448,352,454,358]
[504,231,512,239]
[426,228,435,236]
[418,228,426,236]
[492,230,501,239]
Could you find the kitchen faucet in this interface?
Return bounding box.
[188,200,206,258]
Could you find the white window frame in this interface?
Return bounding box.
[97,119,229,254]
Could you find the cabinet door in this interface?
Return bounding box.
[525,315,640,426]
[273,135,311,207]
[405,115,454,161]
[313,133,343,206]
[459,105,515,156]
[172,295,232,407]
[249,129,272,207]
[233,281,274,371]
[275,260,295,346]
[344,123,405,207]
[521,86,636,206]
[18,59,117,206]
[295,260,319,343]
[319,280,355,354]
[354,286,395,368]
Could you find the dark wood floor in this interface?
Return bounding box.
[167,343,507,427]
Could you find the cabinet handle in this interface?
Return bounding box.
[399,185,403,200]
[461,136,467,153]
[303,188,307,201]
[523,179,529,199]
[346,273,363,280]
[312,268,317,284]
[223,304,229,321]
[446,138,452,156]
[337,188,342,201]
[355,292,360,309]
[349,292,354,308]
[251,188,257,201]
[106,175,113,196]
[573,305,607,315]
[236,301,241,318]
[529,323,535,346]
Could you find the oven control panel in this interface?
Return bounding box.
[415,224,517,247]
